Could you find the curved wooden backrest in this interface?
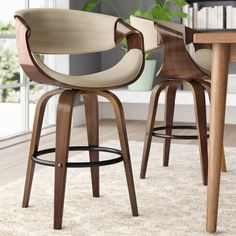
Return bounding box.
[155,22,209,80]
[130,16,209,80]
[15,8,119,54]
[14,9,144,88]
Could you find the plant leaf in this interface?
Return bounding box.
[173,11,187,18]
[134,9,152,19]
[82,0,100,11]
[172,0,187,7]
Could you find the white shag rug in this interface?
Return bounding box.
[1,141,236,236]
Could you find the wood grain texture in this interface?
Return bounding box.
[141,83,168,179]
[140,80,184,179]
[200,80,227,173]
[83,94,100,197]
[22,89,64,208]
[206,43,230,233]
[186,81,208,185]
[54,90,80,230]
[229,44,236,62]
[194,32,236,62]
[163,84,178,167]
[155,22,209,80]
[142,80,209,186]
[82,90,139,216]
[194,32,236,44]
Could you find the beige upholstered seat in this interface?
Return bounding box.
[15,9,144,89]
[191,49,212,72]
[33,49,143,88]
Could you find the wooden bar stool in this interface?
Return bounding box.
[15,9,144,229]
[130,16,226,186]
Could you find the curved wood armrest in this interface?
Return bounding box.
[115,19,145,53]
[155,22,208,80]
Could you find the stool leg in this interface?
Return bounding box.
[163,84,178,167]
[22,89,64,208]
[84,94,100,197]
[98,90,138,216]
[200,80,227,172]
[140,83,169,179]
[188,81,208,185]
[54,90,79,230]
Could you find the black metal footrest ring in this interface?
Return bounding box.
[152,125,209,140]
[32,146,123,168]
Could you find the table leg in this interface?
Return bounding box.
[207,43,230,233]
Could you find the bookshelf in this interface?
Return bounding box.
[183,0,236,29]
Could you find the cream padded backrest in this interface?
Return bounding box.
[130,16,186,52]
[130,15,158,52]
[15,8,119,54]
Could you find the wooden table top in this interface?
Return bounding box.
[193,31,236,62]
[194,31,236,44]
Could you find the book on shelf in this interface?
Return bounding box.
[232,8,236,29]
[188,6,193,28]
[182,3,234,30]
[206,7,211,29]
[217,6,224,29]
[226,6,232,28]
[182,4,189,26]
[193,3,198,28]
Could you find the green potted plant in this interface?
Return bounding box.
[82,0,187,91]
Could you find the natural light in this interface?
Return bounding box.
[0,0,55,140]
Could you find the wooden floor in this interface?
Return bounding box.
[0,119,236,186]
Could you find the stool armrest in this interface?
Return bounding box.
[115,19,145,53]
[155,22,208,80]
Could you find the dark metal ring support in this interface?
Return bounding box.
[32,146,123,168]
[152,125,210,140]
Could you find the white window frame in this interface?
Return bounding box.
[0,0,57,141]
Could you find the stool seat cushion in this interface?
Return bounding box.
[33,49,143,89]
[191,49,212,74]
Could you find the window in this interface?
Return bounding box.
[0,0,56,140]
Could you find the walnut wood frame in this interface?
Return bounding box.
[192,31,236,233]
[155,22,209,80]
[16,14,144,230]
